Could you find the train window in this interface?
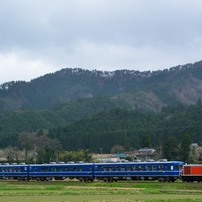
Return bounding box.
[152,165,156,171]
[146,165,150,171]
[170,165,173,171]
[114,166,119,171]
[175,165,182,170]
[121,166,125,171]
[139,166,143,171]
[102,166,107,171]
[94,166,99,171]
[79,166,82,171]
[158,165,163,171]
[165,165,169,171]
[108,166,113,171]
[126,166,131,171]
[132,166,137,171]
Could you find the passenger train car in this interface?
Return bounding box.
[0,161,184,182]
[94,161,184,182]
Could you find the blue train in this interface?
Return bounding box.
[0,161,184,182]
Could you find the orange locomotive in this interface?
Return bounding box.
[182,164,202,182]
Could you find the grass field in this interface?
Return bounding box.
[0,180,201,202]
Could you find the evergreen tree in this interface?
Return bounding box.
[141,133,151,148]
[180,133,191,163]
[163,136,179,160]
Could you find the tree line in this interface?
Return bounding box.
[48,104,202,162]
[1,103,202,163]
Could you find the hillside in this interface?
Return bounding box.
[48,104,202,154]
[0,60,202,151]
[0,60,202,113]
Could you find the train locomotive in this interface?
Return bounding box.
[0,161,184,182]
[182,164,202,182]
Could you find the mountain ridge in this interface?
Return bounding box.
[0,60,202,113]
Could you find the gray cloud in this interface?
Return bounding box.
[1,0,202,84]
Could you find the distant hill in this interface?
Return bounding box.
[1,60,202,113]
[1,60,202,149]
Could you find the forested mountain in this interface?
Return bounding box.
[48,104,202,153]
[1,60,202,158]
[1,60,202,113]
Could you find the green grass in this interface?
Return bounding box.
[0,181,201,202]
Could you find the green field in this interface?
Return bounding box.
[0,180,201,202]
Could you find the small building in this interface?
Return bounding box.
[138,148,156,154]
[136,148,157,160]
[190,143,199,149]
[111,153,127,159]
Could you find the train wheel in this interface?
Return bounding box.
[158,177,166,182]
[87,178,94,182]
[79,178,85,182]
[109,178,113,183]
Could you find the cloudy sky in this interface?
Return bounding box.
[0,0,202,84]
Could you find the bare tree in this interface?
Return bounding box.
[18,132,36,162]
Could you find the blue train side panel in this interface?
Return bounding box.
[0,161,184,182]
[28,163,94,181]
[0,164,28,180]
[93,161,184,182]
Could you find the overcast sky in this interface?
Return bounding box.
[0,0,202,84]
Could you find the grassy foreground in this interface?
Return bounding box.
[0,180,201,202]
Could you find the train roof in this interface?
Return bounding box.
[94,161,184,165]
[0,161,184,167]
[183,164,202,167]
[28,163,94,166]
